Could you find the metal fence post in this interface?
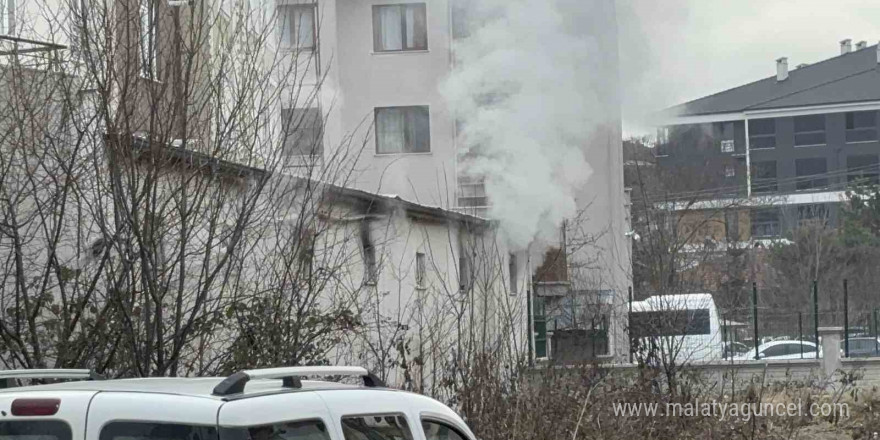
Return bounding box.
[813,280,819,360]
[628,286,633,363]
[875,308,879,356]
[843,279,849,358]
[753,282,759,360]
[798,312,803,359]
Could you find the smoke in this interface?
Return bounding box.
[441,0,607,251]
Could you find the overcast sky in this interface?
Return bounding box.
[618,0,880,136]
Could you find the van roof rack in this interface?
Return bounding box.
[0,369,105,389]
[212,366,385,396]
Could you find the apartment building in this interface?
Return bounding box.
[657,40,880,241]
[0,0,630,366]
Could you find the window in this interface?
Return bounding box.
[724,210,740,241]
[375,106,430,154]
[220,420,331,440]
[422,421,467,440]
[794,114,826,146]
[847,154,880,185]
[458,254,471,292]
[751,160,777,193]
[845,111,877,143]
[0,0,14,35]
[629,309,711,337]
[415,252,426,288]
[372,3,427,52]
[0,421,71,440]
[279,5,316,50]
[797,204,828,228]
[761,344,788,358]
[282,108,323,157]
[101,423,216,440]
[750,208,780,238]
[749,118,776,149]
[360,222,377,285]
[795,157,828,190]
[341,415,412,440]
[724,164,735,178]
[508,253,517,294]
[139,0,157,79]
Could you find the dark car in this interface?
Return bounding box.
[841,337,880,358]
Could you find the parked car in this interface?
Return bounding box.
[0,366,475,440]
[734,340,821,360]
[841,337,880,358]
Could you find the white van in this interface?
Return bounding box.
[630,293,723,362]
[0,367,474,440]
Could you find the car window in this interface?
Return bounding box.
[761,344,788,357]
[0,421,71,440]
[341,414,412,440]
[800,343,816,353]
[100,422,216,440]
[421,420,468,440]
[220,420,330,440]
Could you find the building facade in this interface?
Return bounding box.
[658,40,880,242]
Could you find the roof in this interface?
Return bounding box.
[0,377,385,400]
[666,44,880,117]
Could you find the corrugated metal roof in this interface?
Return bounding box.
[666,44,880,116]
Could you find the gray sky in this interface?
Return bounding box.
[618,0,880,136]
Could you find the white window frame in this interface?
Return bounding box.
[0,0,14,35]
[372,3,428,53]
[138,0,158,79]
[277,3,316,51]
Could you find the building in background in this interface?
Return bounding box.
[657,40,880,242]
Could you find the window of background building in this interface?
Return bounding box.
[845,111,878,143]
[794,114,826,146]
[795,157,828,190]
[751,160,777,193]
[372,3,427,52]
[138,0,157,79]
[749,118,776,149]
[278,4,316,50]
[750,208,780,238]
[282,108,323,156]
[797,204,828,228]
[375,106,430,154]
[360,222,377,285]
[847,154,880,185]
[715,121,735,152]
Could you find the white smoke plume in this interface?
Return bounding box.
[441,0,606,251]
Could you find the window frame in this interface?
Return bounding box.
[277,3,317,51]
[793,114,827,147]
[847,154,880,185]
[795,157,829,191]
[340,413,414,440]
[282,107,324,157]
[420,418,473,440]
[750,208,780,239]
[218,418,332,440]
[845,111,878,144]
[372,3,428,53]
[0,420,72,440]
[138,0,158,80]
[415,251,426,289]
[750,160,777,194]
[748,118,776,150]
[0,0,14,35]
[374,106,431,155]
[100,421,217,440]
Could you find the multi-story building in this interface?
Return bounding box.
[657,40,880,241]
[0,0,630,368]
